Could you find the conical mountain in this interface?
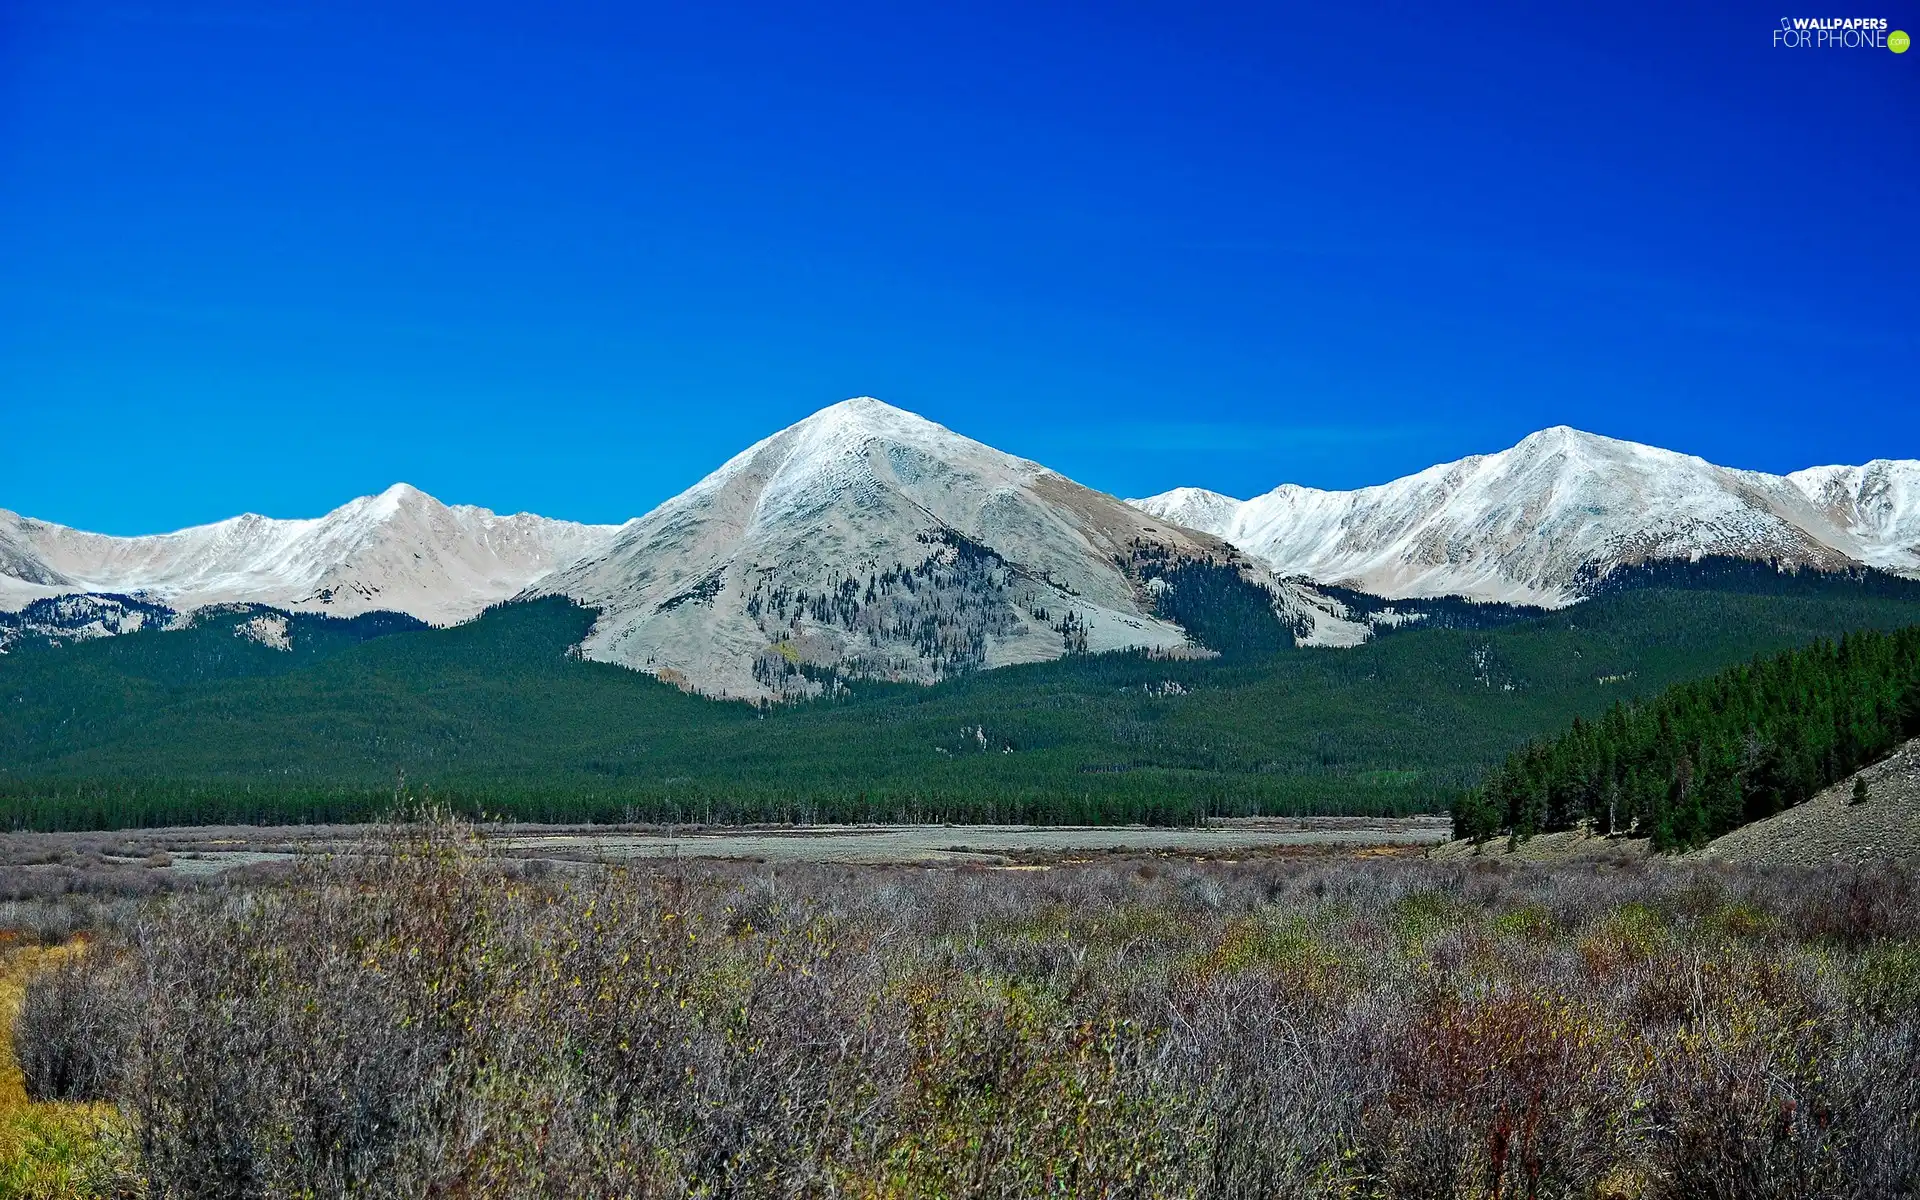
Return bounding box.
[536,397,1240,698]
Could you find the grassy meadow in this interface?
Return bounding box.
[2,821,1916,1197]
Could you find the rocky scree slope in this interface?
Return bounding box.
[1691,737,1920,868]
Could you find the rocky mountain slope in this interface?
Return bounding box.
[0,592,180,653]
[0,485,621,626]
[1787,460,1920,572]
[532,398,1288,698]
[1132,427,1920,606]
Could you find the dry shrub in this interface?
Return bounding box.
[1369,989,1622,1198]
[1786,866,1919,948]
[14,950,127,1104]
[8,823,1917,1199]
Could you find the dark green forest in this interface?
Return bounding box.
[3,565,1919,832]
[1456,626,1920,851]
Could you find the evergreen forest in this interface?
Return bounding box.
[3,561,1918,834]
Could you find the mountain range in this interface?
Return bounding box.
[1132,426,1920,606]
[5,398,1916,698]
[0,484,616,625]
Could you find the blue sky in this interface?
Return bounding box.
[2,0,1915,533]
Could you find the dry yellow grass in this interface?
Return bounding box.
[0,937,130,1200]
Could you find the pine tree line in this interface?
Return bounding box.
[1454,626,1920,850]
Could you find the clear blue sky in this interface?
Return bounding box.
[3,0,1915,533]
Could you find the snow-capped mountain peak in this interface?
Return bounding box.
[682,397,1047,531]
[1134,486,1245,534]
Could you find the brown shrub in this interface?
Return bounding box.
[11,824,1916,1199]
